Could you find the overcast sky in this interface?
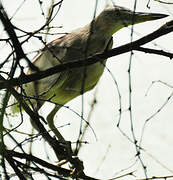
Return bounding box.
[1,0,173,179]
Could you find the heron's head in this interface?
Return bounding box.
[95,6,168,35]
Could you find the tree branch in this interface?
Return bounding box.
[0,21,172,90]
[4,149,99,180]
[0,2,38,71]
[134,47,173,58]
[5,155,27,180]
[0,74,87,177]
[0,76,69,161]
[1,20,173,90]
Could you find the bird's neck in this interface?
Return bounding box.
[91,15,123,36]
[74,23,113,57]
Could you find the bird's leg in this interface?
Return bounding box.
[27,101,43,166]
[47,105,74,160]
[47,105,65,142]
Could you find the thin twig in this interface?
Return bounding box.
[1,20,172,90]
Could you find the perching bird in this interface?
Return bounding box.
[12,6,167,141]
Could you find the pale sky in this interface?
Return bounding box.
[1,0,173,179]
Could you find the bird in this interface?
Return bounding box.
[11,5,168,142]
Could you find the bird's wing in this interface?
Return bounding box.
[25,35,69,98]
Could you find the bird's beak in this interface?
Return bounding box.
[133,12,168,24]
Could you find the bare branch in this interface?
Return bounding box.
[3,148,100,180]
[0,20,173,90]
[135,47,173,58]
[0,3,38,71]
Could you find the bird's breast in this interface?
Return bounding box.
[61,60,106,93]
